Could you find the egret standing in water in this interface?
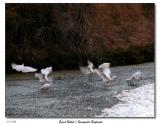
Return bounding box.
[11,63,37,72]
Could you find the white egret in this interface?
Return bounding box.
[97,63,117,82]
[126,71,143,86]
[127,71,142,80]
[79,60,95,74]
[11,63,37,72]
[79,60,95,81]
[79,61,116,82]
[41,67,52,81]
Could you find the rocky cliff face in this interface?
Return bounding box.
[5,3,154,72]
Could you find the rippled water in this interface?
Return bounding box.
[5,62,155,118]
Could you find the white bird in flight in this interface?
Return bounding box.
[126,71,143,85]
[79,60,116,82]
[41,67,52,81]
[96,63,116,82]
[11,63,37,72]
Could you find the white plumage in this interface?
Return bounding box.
[79,61,116,82]
[41,67,52,81]
[126,71,143,86]
[35,73,46,84]
[35,68,53,90]
[87,60,95,73]
[79,60,95,75]
[98,63,116,82]
[94,69,107,82]
[11,63,37,72]
[98,63,110,69]
[127,71,142,80]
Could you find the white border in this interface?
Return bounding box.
[1,0,160,124]
[3,0,160,3]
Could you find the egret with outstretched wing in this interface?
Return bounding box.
[127,71,142,80]
[11,63,37,72]
[97,63,116,82]
[126,71,143,86]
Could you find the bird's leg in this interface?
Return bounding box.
[88,74,91,82]
[88,74,92,82]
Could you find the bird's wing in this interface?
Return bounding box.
[35,73,46,82]
[79,66,91,74]
[102,68,112,80]
[41,69,45,74]
[131,71,142,80]
[41,68,48,75]
[98,63,110,69]
[21,66,37,73]
[41,67,52,75]
[47,67,52,74]
[98,63,112,80]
